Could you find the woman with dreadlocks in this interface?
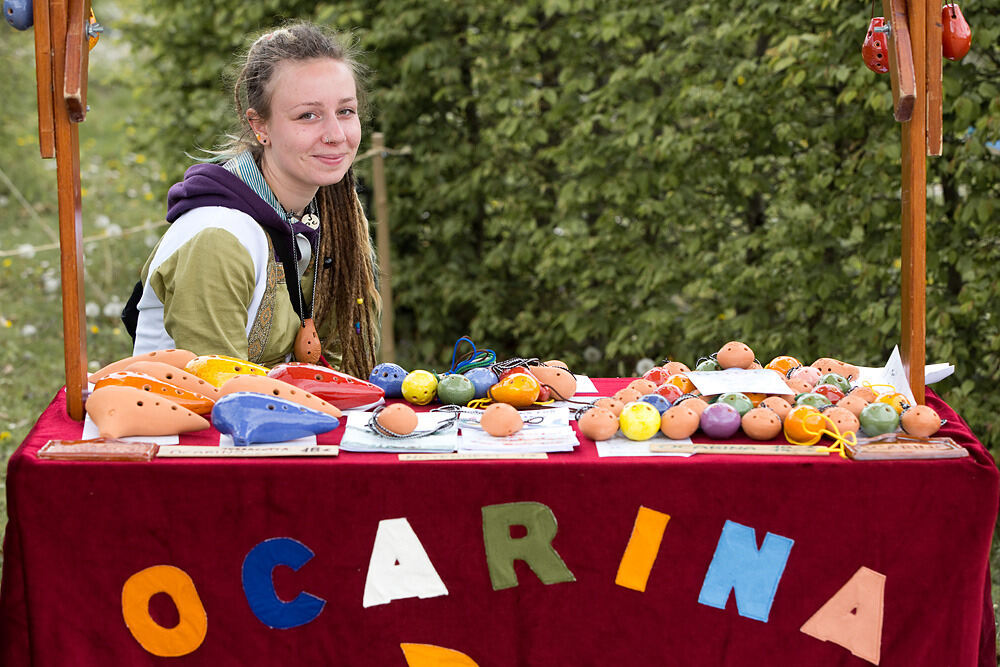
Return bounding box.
[129,22,380,378]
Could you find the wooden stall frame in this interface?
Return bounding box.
[34,0,942,417]
[35,0,90,421]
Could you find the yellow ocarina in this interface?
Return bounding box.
[184,355,269,388]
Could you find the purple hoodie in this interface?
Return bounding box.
[165,163,317,319]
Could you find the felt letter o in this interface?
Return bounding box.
[121,565,207,657]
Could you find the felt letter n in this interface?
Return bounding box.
[697,520,794,622]
[482,501,576,591]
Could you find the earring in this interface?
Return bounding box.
[256,134,267,144]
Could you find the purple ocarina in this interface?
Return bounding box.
[700,403,742,439]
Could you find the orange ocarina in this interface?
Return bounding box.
[94,371,215,415]
[294,318,322,364]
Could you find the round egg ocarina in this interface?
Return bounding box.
[211,392,341,446]
[368,362,408,398]
[489,372,540,408]
[463,367,499,399]
[481,403,523,437]
[700,403,742,439]
[577,406,619,441]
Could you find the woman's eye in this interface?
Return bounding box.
[338,108,357,117]
[298,112,318,120]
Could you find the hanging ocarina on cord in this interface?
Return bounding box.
[862,17,890,74]
[942,4,971,61]
[294,318,322,364]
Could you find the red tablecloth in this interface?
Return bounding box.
[1,380,997,666]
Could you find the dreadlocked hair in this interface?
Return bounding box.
[315,170,381,378]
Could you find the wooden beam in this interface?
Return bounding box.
[882,0,917,122]
[900,0,928,403]
[63,0,90,123]
[51,0,89,420]
[926,2,943,156]
[33,0,55,157]
[371,132,396,363]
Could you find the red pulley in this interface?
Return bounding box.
[862,17,890,74]
[942,4,971,61]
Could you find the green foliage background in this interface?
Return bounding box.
[122,0,1000,449]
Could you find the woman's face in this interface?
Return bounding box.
[250,58,361,209]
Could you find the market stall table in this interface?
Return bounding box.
[1,379,997,666]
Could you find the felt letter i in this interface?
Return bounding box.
[615,506,670,592]
[697,520,794,622]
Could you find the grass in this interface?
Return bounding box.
[1,13,165,557]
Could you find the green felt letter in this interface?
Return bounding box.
[482,501,576,591]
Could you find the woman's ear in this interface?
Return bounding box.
[247,109,268,144]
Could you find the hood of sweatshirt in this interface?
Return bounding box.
[166,163,319,247]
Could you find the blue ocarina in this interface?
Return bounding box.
[212,392,341,446]
[3,0,33,30]
[368,362,407,398]
[463,367,499,399]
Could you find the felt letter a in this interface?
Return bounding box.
[800,566,885,665]
[697,520,794,622]
[363,518,448,608]
[482,501,576,591]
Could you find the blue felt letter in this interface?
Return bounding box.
[242,537,326,629]
[697,520,794,622]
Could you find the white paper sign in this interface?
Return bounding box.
[686,368,791,396]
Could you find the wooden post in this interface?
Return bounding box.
[371,132,396,362]
[44,0,90,420]
[900,0,928,403]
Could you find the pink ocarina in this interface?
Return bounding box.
[218,374,342,419]
[90,349,197,383]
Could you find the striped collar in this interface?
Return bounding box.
[223,152,320,245]
[223,151,288,220]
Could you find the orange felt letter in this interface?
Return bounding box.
[615,506,670,592]
[800,566,885,665]
[401,643,480,666]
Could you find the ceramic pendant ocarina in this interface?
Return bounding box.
[942,4,972,61]
[86,385,210,439]
[862,17,890,74]
[211,392,341,446]
[294,318,322,363]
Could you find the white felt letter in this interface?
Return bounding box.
[363,518,448,608]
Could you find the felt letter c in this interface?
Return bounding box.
[242,537,326,629]
[121,565,207,657]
